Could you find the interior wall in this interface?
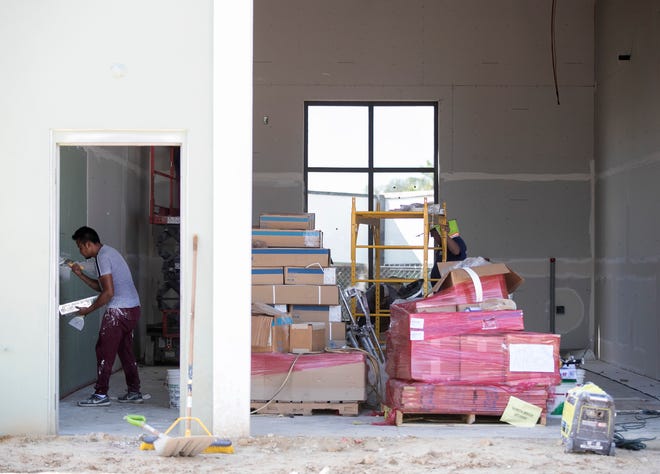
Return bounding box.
[59,147,96,396]
[59,146,150,396]
[595,0,660,379]
[0,0,234,436]
[253,0,595,349]
[85,146,152,360]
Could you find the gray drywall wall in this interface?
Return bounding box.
[85,146,151,359]
[595,0,660,379]
[59,147,98,396]
[253,0,595,350]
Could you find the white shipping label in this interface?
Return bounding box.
[328,305,342,322]
[410,330,425,341]
[509,344,554,372]
[323,268,337,285]
[410,317,425,329]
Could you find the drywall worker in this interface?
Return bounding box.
[71,226,143,407]
[429,219,467,280]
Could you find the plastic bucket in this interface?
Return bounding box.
[166,369,180,408]
[547,381,577,416]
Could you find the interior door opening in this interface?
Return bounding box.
[58,144,181,430]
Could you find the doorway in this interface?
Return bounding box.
[52,131,187,433]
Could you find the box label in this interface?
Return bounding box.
[509,344,554,372]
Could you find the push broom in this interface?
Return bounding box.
[126,234,233,456]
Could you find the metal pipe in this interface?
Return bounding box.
[549,257,556,334]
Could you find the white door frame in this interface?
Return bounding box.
[49,129,188,434]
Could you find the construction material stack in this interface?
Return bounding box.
[250,212,366,415]
[384,261,560,425]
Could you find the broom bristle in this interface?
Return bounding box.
[139,440,234,454]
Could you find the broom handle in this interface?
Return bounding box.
[185,234,199,436]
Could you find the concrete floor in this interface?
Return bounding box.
[59,360,660,441]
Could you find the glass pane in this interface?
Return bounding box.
[308,172,368,266]
[307,171,368,194]
[308,106,368,167]
[373,172,436,266]
[373,171,435,197]
[373,106,435,168]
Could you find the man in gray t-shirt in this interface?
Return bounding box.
[71,226,143,407]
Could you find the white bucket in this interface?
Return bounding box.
[576,368,586,385]
[166,369,180,409]
[547,381,577,416]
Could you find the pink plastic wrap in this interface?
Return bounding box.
[386,329,560,386]
[420,274,509,306]
[389,303,525,338]
[385,378,550,415]
[251,351,365,376]
[386,303,525,382]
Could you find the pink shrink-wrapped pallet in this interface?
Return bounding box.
[386,312,561,386]
[387,329,561,386]
[457,332,561,386]
[251,352,366,402]
[386,298,525,383]
[385,378,549,415]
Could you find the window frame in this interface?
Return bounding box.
[304,101,439,212]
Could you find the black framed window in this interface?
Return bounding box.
[304,101,438,271]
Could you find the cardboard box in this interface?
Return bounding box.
[456,298,517,312]
[505,332,560,385]
[252,284,339,305]
[251,352,366,401]
[329,321,346,341]
[289,322,326,353]
[271,321,290,353]
[252,267,284,285]
[386,378,548,415]
[389,300,525,338]
[259,212,316,230]
[386,332,461,382]
[289,305,342,323]
[251,315,290,353]
[252,229,323,248]
[416,304,458,313]
[252,248,331,267]
[251,315,274,353]
[432,262,524,295]
[289,305,343,346]
[251,302,288,317]
[459,334,506,383]
[284,266,336,285]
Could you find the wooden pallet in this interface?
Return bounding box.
[386,407,547,426]
[251,400,360,416]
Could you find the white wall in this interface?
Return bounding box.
[0,0,252,436]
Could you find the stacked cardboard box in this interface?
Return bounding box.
[385,262,560,422]
[250,213,364,409]
[250,303,291,354]
[251,212,345,349]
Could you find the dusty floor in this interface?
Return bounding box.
[1,430,659,473]
[5,361,658,473]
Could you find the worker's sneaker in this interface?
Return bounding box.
[78,394,110,407]
[118,391,144,404]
